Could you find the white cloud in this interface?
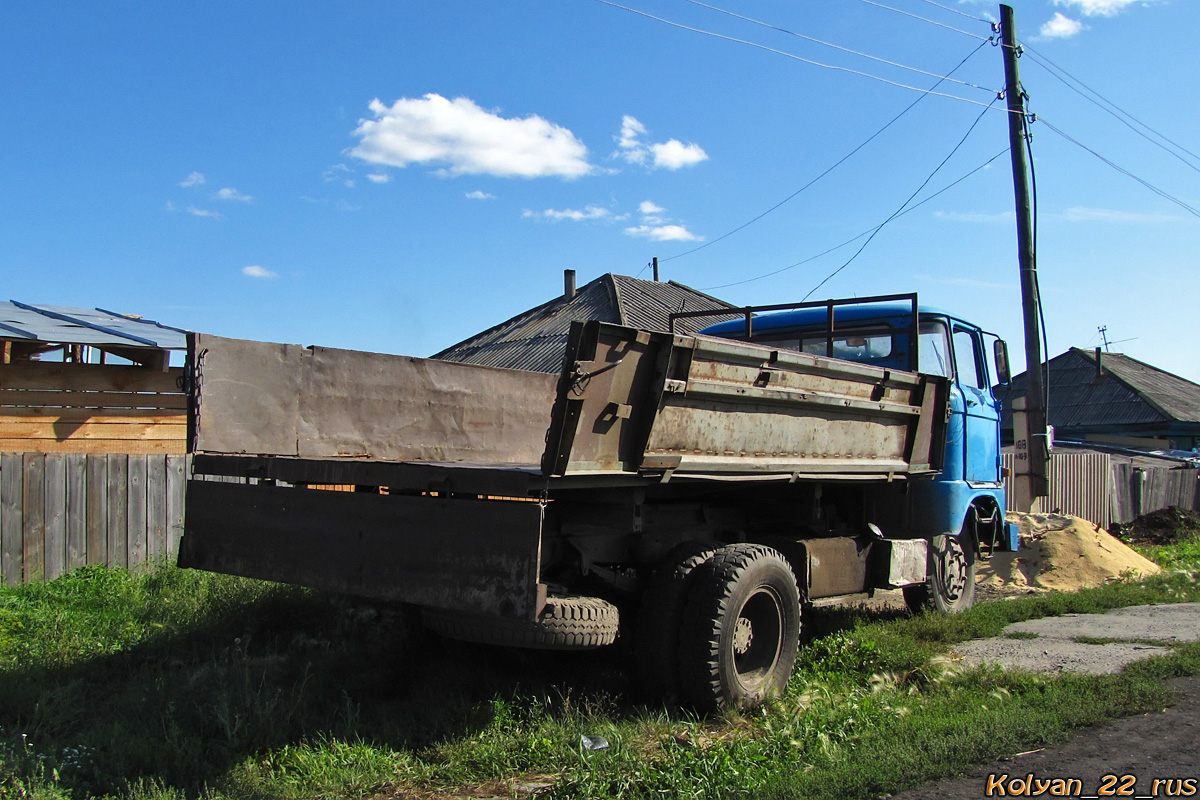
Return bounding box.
[216,187,252,202]
[350,94,592,179]
[639,200,665,214]
[242,265,278,279]
[933,210,1015,223]
[1061,206,1181,223]
[618,117,648,166]
[179,171,205,188]
[187,206,221,219]
[523,205,612,222]
[323,164,355,188]
[914,273,1016,290]
[650,139,709,170]
[1053,0,1144,16]
[366,173,391,184]
[1038,12,1084,38]
[624,224,702,242]
[617,116,708,170]
[466,190,496,200]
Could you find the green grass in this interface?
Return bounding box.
[2,530,1198,800]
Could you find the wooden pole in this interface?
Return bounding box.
[1001,3,1048,499]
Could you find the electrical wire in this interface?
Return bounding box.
[683,0,995,93]
[1024,105,1051,432]
[1037,117,1200,219]
[704,147,1008,291]
[665,37,993,262]
[590,0,1000,108]
[916,0,995,24]
[853,0,991,40]
[800,97,998,300]
[1022,45,1200,175]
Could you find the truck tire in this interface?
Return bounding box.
[903,531,976,614]
[421,595,619,650]
[635,541,718,702]
[676,544,802,712]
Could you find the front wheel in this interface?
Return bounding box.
[676,544,801,712]
[904,531,976,613]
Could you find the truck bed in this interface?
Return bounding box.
[189,321,947,484]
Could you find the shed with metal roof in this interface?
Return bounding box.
[1,302,191,454]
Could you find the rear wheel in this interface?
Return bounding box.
[904,531,976,613]
[422,595,619,650]
[635,541,718,702]
[676,544,801,712]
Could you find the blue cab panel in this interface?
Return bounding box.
[700,296,1011,547]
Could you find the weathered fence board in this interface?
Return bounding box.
[0,453,21,585]
[0,452,192,585]
[1005,451,1200,527]
[22,454,45,582]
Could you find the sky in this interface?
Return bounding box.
[2,0,1197,383]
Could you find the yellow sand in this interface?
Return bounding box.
[977,513,1161,594]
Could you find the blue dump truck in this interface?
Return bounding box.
[181,293,1015,711]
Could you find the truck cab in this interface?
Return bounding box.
[698,293,1014,597]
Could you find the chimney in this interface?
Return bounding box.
[1094,346,1104,377]
[564,269,576,300]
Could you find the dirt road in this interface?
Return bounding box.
[889,674,1200,799]
[890,603,1200,799]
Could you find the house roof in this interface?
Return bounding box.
[1002,347,1200,431]
[432,273,739,373]
[0,301,189,350]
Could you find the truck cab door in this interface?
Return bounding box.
[951,325,1001,484]
[919,319,964,480]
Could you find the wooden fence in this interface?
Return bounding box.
[0,452,189,586]
[0,361,187,454]
[1111,462,1200,523]
[1004,451,1200,527]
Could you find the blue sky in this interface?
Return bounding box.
[3,0,1197,382]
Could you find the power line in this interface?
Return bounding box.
[705,147,1008,291]
[664,37,993,262]
[853,0,992,40]
[589,0,1000,108]
[916,0,995,24]
[800,97,998,300]
[1022,44,1200,175]
[1037,116,1200,219]
[683,0,996,93]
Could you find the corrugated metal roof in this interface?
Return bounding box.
[0,301,189,350]
[1001,348,1200,434]
[432,274,739,373]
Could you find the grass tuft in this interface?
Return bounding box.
[1,528,1197,799]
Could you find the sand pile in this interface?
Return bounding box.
[977,513,1161,594]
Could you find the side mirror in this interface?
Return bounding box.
[993,339,1011,386]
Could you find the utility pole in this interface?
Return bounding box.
[1001,4,1049,501]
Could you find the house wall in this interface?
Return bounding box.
[0,361,186,454]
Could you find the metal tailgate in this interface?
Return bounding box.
[189,333,557,466]
[543,321,948,479]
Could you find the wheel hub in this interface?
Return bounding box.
[941,539,969,601]
[733,616,754,655]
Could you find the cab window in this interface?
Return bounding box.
[918,320,952,378]
[952,327,984,389]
